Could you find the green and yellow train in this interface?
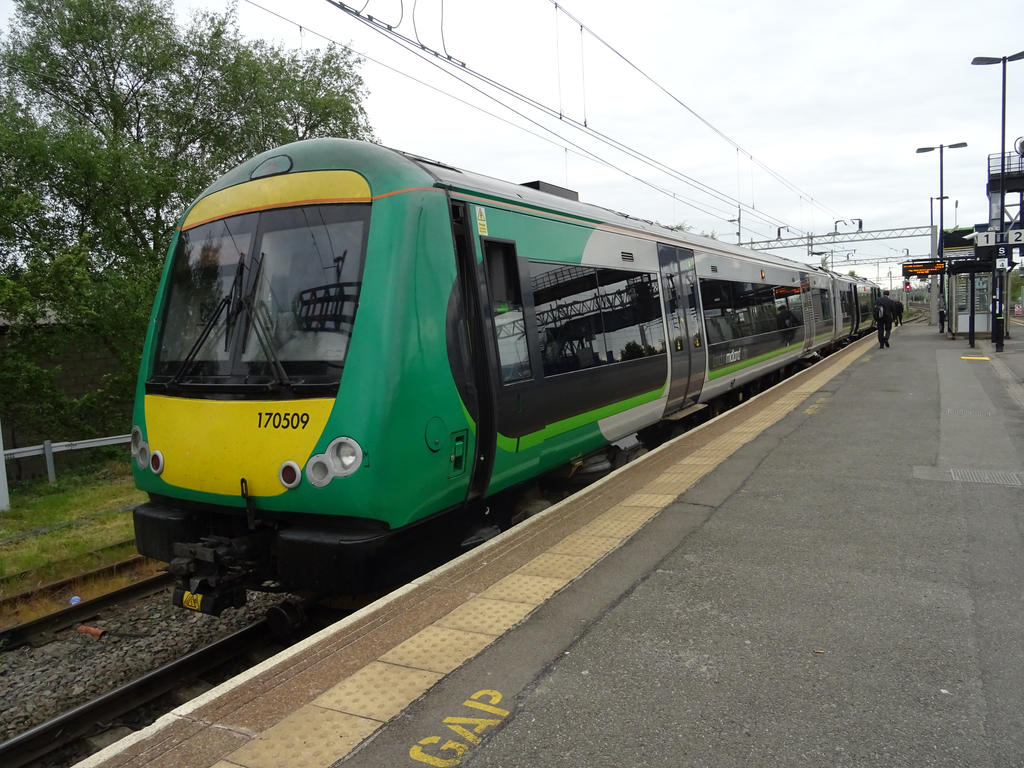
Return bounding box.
[130,139,879,614]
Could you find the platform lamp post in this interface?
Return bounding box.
[929,196,947,330]
[917,142,967,336]
[971,50,1024,351]
[929,196,949,245]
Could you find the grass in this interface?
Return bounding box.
[0,458,147,599]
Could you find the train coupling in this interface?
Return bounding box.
[168,534,265,616]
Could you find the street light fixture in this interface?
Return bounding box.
[917,142,967,335]
[971,49,1024,351]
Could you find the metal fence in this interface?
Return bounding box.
[0,425,130,512]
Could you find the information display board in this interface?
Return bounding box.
[901,260,945,277]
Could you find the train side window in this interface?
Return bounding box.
[595,268,666,361]
[839,289,852,323]
[699,279,737,345]
[529,261,604,377]
[482,239,531,383]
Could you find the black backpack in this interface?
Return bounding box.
[875,303,886,320]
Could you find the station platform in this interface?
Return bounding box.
[79,320,1024,768]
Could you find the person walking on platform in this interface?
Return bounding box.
[893,299,904,326]
[875,290,896,348]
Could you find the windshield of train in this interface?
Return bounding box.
[151,204,369,395]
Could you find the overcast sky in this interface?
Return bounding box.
[3,0,1022,283]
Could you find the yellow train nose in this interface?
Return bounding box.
[142,395,336,496]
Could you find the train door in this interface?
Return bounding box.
[449,201,498,503]
[658,243,704,410]
[799,273,814,350]
[479,237,543,444]
[847,285,858,334]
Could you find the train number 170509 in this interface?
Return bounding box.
[257,412,310,429]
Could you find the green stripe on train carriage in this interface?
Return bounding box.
[708,342,803,380]
[507,384,666,452]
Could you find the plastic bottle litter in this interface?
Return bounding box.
[69,596,82,606]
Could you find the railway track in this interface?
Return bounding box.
[0,619,272,768]
[0,551,158,612]
[0,571,174,652]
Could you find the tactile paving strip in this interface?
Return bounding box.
[224,705,378,768]
[311,661,442,722]
[435,597,536,635]
[516,552,599,581]
[478,572,568,604]
[378,625,495,674]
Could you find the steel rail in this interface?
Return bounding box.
[0,571,174,651]
[0,619,269,768]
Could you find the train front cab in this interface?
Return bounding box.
[130,140,493,612]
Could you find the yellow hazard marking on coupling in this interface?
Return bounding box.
[409,689,510,766]
[475,205,488,236]
[961,356,990,361]
[180,591,203,611]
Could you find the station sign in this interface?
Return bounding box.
[902,259,945,277]
[974,243,1016,269]
[975,230,1024,247]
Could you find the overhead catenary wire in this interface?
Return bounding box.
[544,0,846,222]
[240,0,742,227]
[319,0,793,240]
[330,0,791,233]
[235,0,777,236]
[233,0,788,241]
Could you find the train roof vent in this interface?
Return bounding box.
[520,180,579,201]
[710,264,719,272]
[621,252,635,262]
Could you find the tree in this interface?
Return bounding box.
[0,0,373,446]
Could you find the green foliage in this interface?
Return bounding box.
[0,0,374,444]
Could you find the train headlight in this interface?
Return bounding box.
[131,425,149,470]
[306,457,332,487]
[137,443,150,470]
[304,437,364,487]
[329,438,362,474]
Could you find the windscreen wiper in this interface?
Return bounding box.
[170,253,246,385]
[169,294,230,384]
[241,291,294,389]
